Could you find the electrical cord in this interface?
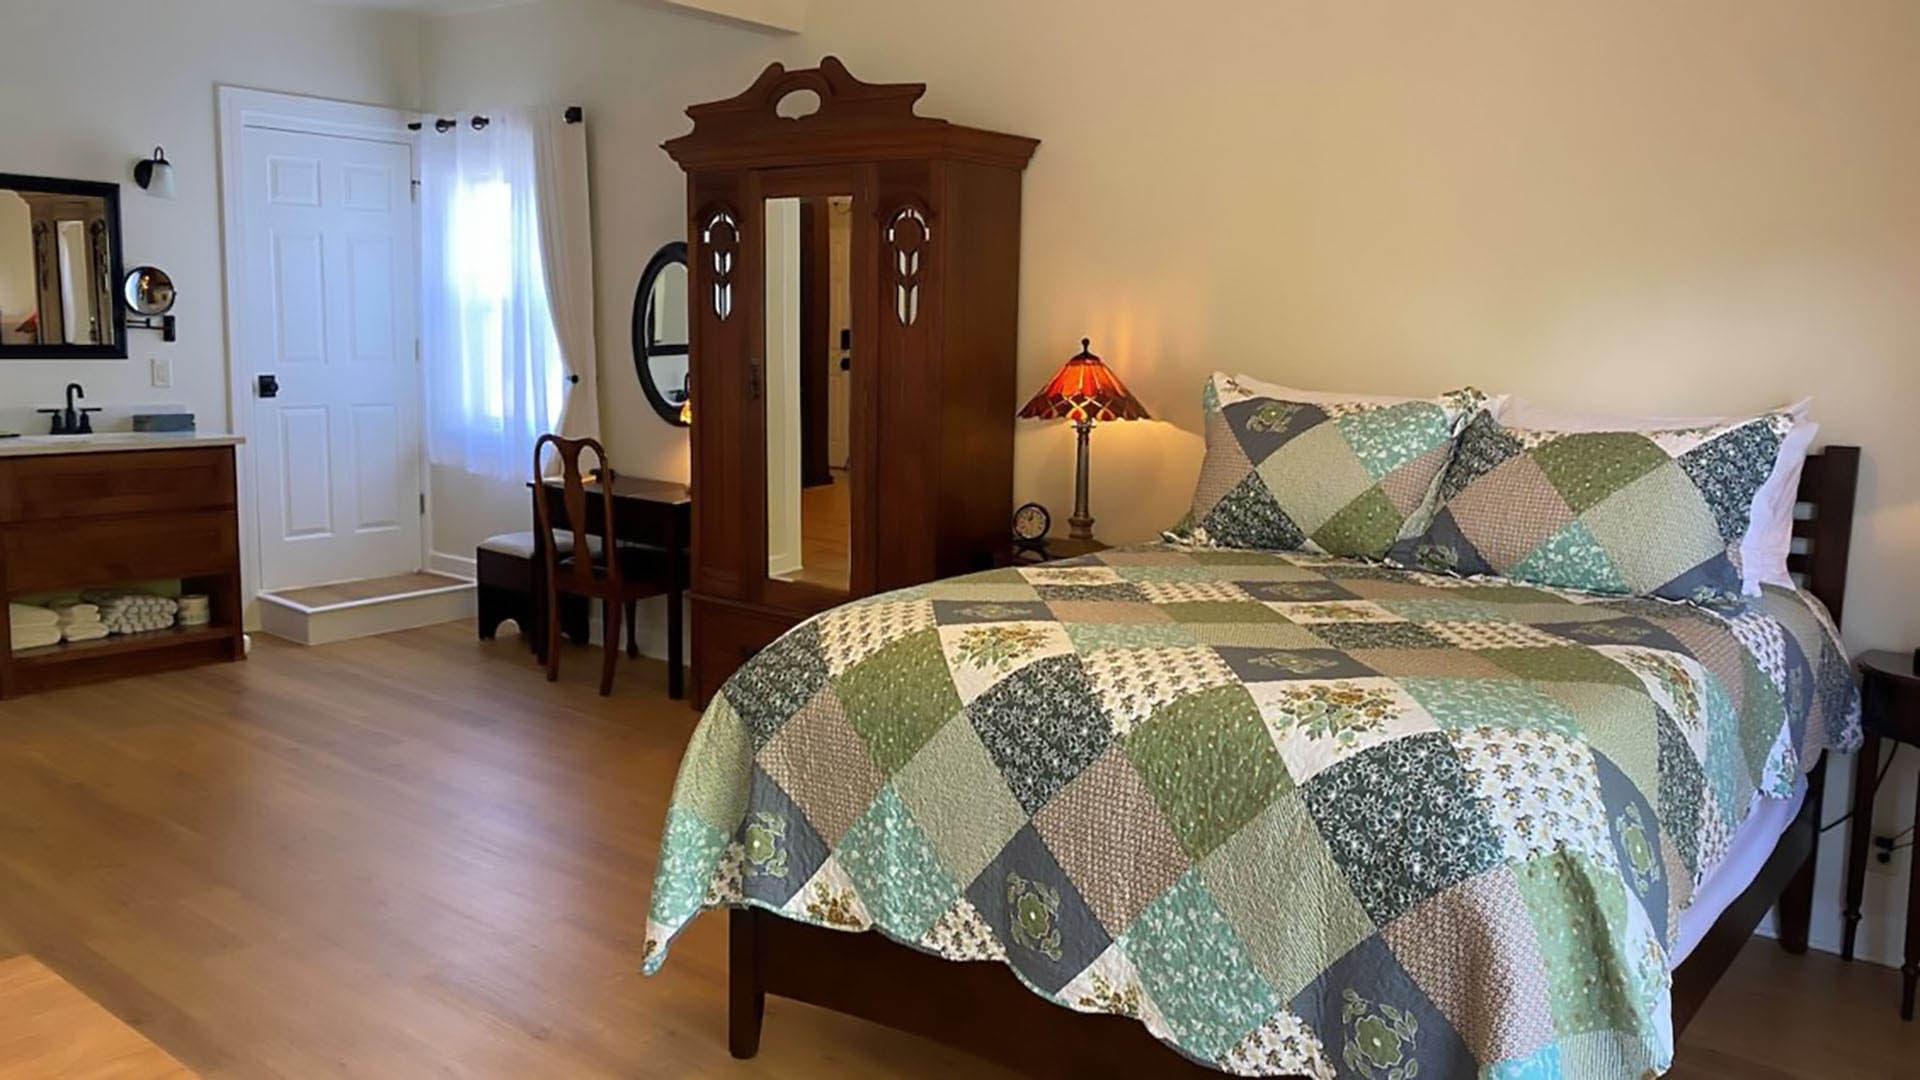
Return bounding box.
[1818,743,1901,834]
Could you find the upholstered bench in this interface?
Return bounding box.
[475,531,588,650]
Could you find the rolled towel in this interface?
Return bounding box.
[8,603,58,630]
[10,623,62,651]
[61,623,109,643]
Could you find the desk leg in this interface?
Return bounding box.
[1844,733,1881,961]
[1905,780,1919,1021]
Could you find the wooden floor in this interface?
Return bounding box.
[271,571,468,610]
[0,622,1910,1079]
[783,468,850,592]
[0,955,197,1079]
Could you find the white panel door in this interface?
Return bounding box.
[240,126,420,590]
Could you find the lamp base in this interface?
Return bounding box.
[1070,420,1094,541]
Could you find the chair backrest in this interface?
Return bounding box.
[533,434,622,592]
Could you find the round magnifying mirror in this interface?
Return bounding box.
[632,242,690,427]
[123,265,176,316]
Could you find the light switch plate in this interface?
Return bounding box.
[150,357,171,388]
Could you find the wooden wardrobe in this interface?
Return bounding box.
[666,58,1038,706]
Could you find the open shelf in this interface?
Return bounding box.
[9,623,232,666]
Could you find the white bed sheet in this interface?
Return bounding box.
[1669,775,1809,968]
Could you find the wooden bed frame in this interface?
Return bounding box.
[726,445,1862,1079]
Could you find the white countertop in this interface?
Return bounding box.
[0,432,245,458]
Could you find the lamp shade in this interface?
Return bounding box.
[1017,339,1151,424]
[133,147,175,199]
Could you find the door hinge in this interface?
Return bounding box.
[414,338,422,363]
[419,492,427,515]
[410,179,420,203]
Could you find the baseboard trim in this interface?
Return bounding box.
[429,550,478,579]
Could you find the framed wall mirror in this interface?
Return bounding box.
[0,173,126,358]
[633,241,690,426]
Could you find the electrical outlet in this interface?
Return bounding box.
[149,356,172,389]
[1870,833,1909,876]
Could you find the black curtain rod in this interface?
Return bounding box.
[407,105,583,132]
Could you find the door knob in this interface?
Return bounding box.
[257,374,279,399]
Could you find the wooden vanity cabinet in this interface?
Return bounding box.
[0,445,245,698]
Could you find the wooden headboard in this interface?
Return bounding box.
[1789,445,1860,625]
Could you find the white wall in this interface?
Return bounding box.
[0,0,421,436]
[420,0,1920,967]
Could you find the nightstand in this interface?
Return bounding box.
[1842,649,1920,1020]
[1011,537,1110,565]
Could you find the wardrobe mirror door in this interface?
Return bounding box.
[763,194,854,594]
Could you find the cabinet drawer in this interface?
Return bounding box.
[3,510,238,593]
[0,448,236,523]
[691,593,798,706]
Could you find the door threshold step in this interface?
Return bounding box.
[259,571,474,645]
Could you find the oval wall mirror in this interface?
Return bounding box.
[122,265,176,315]
[633,241,690,427]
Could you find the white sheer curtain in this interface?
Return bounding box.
[419,106,596,482]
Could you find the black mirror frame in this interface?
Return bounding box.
[0,172,127,360]
[633,240,691,428]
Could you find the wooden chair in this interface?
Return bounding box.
[533,435,669,696]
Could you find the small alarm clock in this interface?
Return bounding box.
[1012,502,1052,553]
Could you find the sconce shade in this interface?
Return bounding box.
[1018,338,1150,424]
[134,147,175,199]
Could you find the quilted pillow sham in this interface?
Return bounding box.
[1172,374,1488,558]
[1387,410,1795,601]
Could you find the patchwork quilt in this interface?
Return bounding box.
[644,546,1859,1079]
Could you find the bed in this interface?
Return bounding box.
[644,445,1860,1079]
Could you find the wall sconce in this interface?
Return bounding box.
[132,147,175,199]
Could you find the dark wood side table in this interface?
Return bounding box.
[1010,537,1110,565]
[1842,649,1920,1020]
[529,475,691,699]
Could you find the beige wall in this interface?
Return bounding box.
[0,0,421,433]
[423,0,1920,963]
[425,0,1918,648]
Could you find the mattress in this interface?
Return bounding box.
[1669,775,1809,967]
[645,544,1861,1079]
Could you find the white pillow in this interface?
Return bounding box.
[1497,396,1816,594]
[1233,373,1510,414]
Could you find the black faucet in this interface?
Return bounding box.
[38,382,98,435]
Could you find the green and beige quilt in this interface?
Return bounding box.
[644,545,1858,1079]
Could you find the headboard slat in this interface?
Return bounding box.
[1791,445,1859,626]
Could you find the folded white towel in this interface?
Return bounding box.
[8,603,58,630]
[61,623,108,643]
[10,624,61,651]
[53,602,99,621]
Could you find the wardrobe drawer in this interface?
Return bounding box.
[2,510,239,593]
[0,447,236,523]
[691,593,798,707]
